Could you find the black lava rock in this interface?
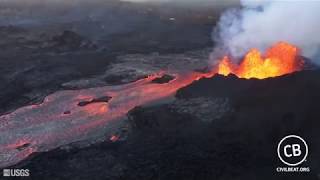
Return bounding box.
[151,74,175,84]
[12,70,320,180]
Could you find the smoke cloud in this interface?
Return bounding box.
[213,0,320,64]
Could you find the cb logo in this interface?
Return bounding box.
[277,135,308,166]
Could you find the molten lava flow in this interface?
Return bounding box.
[0,70,216,168]
[0,41,305,168]
[217,42,304,79]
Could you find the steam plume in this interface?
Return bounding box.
[213,0,320,64]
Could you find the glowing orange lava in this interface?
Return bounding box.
[0,41,306,168]
[217,42,304,79]
[218,56,233,76]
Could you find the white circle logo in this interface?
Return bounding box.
[277,135,308,166]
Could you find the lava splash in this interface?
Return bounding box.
[217,42,304,79]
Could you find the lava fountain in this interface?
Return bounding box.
[0,41,305,168]
[217,42,304,79]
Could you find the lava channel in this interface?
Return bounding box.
[0,41,304,167]
[0,71,215,168]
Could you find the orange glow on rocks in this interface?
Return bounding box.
[217,42,304,79]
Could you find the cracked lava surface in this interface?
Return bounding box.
[0,70,215,168]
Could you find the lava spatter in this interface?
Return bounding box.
[217,42,304,79]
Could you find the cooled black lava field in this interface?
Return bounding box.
[0,0,320,180]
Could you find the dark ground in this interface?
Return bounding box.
[1,0,320,180]
[0,0,227,115]
[8,70,320,180]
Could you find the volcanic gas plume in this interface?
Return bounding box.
[217,42,304,79]
[212,0,320,64]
